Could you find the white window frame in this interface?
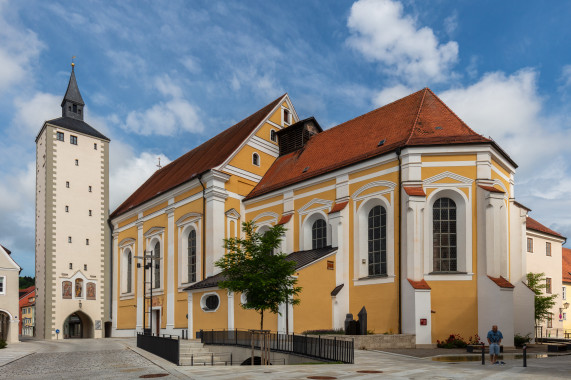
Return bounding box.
[252,152,260,167]
[356,197,394,280]
[563,286,567,300]
[301,211,330,251]
[200,292,221,312]
[120,246,135,296]
[0,275,5,295]
[424,188,472,277]
[177,213,202,290]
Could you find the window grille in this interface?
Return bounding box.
[368,205,387,276]
[312,219,327,249]
[433,197,457,272]
[188,230,197,283]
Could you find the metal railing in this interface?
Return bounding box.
[201,329,354,364]
[137,332,180,365]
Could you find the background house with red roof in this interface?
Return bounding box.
[562,248,571,334]
[19,286,35,337]
[0,244,21,344]
[522,216,567,337]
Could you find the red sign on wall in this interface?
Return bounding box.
[420,318,427,326]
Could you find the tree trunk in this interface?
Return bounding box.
[260,309,264,331]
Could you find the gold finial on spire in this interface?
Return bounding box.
[71,56,76,70]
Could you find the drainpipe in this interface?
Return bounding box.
[198,173,206,280]
[107,217,114,337]
[396,148,402,334]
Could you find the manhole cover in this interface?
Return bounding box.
[139,374,169,378]
[357,370,383,373]
[307,377,337,380]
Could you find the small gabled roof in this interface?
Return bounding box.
[526,216,566,240]
[246,88,512,200]
[184,246,336,291]
[111,94,287,218]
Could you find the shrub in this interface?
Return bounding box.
[0,339,6,349]
[467,334,483,345]
[514,333,531,348]
[436,334,468,349]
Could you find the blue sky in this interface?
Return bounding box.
[1,0,570,276]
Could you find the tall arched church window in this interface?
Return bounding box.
[368,205,387,276]
[153,242,161,288]
[312,219,327,249]
[433,198,457,272]
[188,230,197,283]
[127,251,132,293]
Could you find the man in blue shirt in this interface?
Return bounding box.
[487,325,503,364]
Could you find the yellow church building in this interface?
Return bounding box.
[110,88,536,346]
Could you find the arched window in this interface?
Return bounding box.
[188,230,197,283]
[433,197,457,272]
[368,205,387,276]
[312,219,327,249]
[126,251,132,293]
[153,242,161,288]
[252,153,260,166]
[270,130,277,142]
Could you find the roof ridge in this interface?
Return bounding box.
[405,87,428,145]
[425,87,485,137]
[323,88,427,133]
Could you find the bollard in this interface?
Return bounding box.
[481,342,485,365]
[523,345,527,367]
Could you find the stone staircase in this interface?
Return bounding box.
[179,340,233,366]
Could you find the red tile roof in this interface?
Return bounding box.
[563,248,571,284]
[408,279,431,290]
[488,276,515,288]
[478,185,505,193]
[277,214,292,225]
[246,88,511,200]
[526,217,565,239]
[404,187,426,196]
[328,201,348,214]
[111,94,287,218]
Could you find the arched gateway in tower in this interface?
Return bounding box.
[35,63,111,339]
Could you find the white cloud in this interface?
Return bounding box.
[0,1,44,93]
[121,75,204,136]
[109,140,171,209]
[346,0,458,85]
[13,92,61,136]
[559,64,571,90]
[180,56,201,74]
[373,84,413,107]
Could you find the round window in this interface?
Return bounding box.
[204,295,219,311]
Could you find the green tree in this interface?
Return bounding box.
[215,221,301,330]
[19,276,35,289]
[526,272,557,323]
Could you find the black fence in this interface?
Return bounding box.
[201,329,354,364]
[137,332,180,365]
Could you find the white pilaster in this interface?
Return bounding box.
[188,292,193,337]
[202,171,230,276]
[111,231,119,333]
[136,221,144,331]
[227,291,234,330]
[405,195,425,281]
[166,206,176,333]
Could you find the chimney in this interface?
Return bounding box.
[277,117,323,156]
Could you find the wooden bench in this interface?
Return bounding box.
[547,343,567,352]
[466,345,503,353]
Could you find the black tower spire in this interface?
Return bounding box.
[61,62,85,121]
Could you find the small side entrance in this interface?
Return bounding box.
[0,311,9,341]
[152,309,160,335]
